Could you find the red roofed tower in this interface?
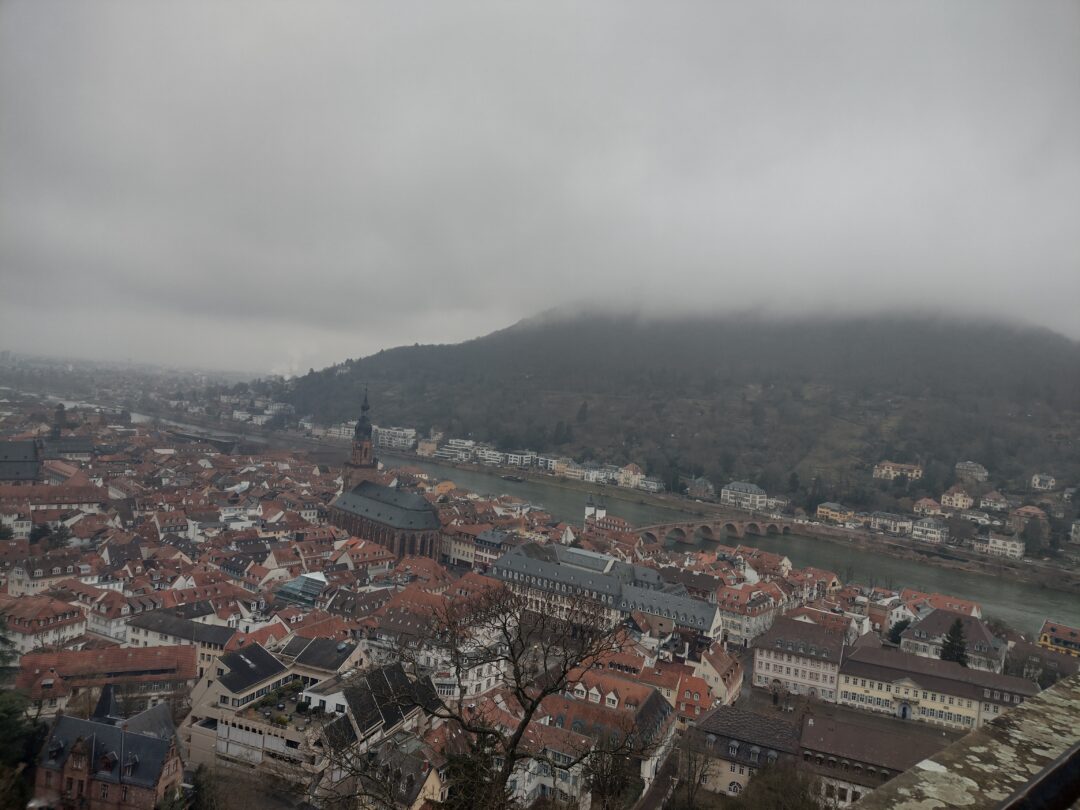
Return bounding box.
[343,389,379,491]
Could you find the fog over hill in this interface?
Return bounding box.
[280,312,1080,494]
[4,3,1079,372]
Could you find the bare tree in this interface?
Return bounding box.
[268,582,650,810]
[396,582,628,810]
[676,729,715,810]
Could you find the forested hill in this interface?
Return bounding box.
[280,312,1080,496]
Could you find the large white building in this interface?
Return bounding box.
[721,482,768,511]
[911,518,949,545]
[371,424,418,450]
[973,533,1025,560]
[493,543,723,637]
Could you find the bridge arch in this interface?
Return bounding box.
[694,524,716,542]
[765,523,780,536]
[744,521,763,536]
[640,530,658,544]
[722,522,741,537]
[665,526,688,544]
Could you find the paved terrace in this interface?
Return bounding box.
[855,674,1080,809]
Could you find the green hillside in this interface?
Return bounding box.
[277,312,1080,501]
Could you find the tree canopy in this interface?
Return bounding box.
[940,618,969,667]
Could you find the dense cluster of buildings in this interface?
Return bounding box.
[812,457,1080,563]
[1,394,1077,810]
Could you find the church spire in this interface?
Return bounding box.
[345,386,378,490]
[354,387,372,440]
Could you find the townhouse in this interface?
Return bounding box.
[1038,619,1079,657]
[972,533,1025,560]
[33,714,184,810]
[872,462,923,481]
[816,503,854,524]
[870,512,913,536]
[751,617,845,702]
[720,482,768,511]
[911,518,949,545]
[493,543,723,637]
[898,609,1005,672]
[126,609,236,678]
[940,486,974,511]
[692,706,800,798]
[837,642,1037,730]
[16,646,198,718]
[0,593,86,656]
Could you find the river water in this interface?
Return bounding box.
[396,458,1080,636]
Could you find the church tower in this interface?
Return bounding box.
[343,389,378,491]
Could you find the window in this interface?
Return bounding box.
[100,784,109,800]
[728,782,742,796]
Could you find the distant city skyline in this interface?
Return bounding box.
[3,1,1079,373]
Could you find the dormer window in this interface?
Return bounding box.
[728,742,739,757]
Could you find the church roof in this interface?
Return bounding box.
[332,481,440,531]
[0,440,42,482]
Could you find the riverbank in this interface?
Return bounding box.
[381,451,711,518]
[385,451,1080,599]
[793,525,1080,597]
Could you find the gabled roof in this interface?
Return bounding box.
[40,716,173,788]
[343,663,440,737]
[126,610,235,646]
[695,705,800,753]
[279,636,358,672]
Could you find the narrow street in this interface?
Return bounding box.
[635,748,679,810]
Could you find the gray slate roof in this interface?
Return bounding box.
[343,663,440,738]
[218,643,287,693]
[494,542,718,631]
[126,610,235,646]
[331,481,440,531]
[753,616,846,663]
[280,636,358,672]
[695,705,800,753]
[0,440,41,482]
[40,716,172,788]
[723,481,766,495]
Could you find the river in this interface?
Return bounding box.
[395,457,1080,636]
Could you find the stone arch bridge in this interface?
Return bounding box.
[638,517,796,545]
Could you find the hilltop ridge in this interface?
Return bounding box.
[280,312,1080,494]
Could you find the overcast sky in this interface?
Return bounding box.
[2,2,1078,375]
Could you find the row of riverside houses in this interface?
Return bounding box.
[414,434,669,492]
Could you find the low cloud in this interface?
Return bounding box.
[2,1,1078,373]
